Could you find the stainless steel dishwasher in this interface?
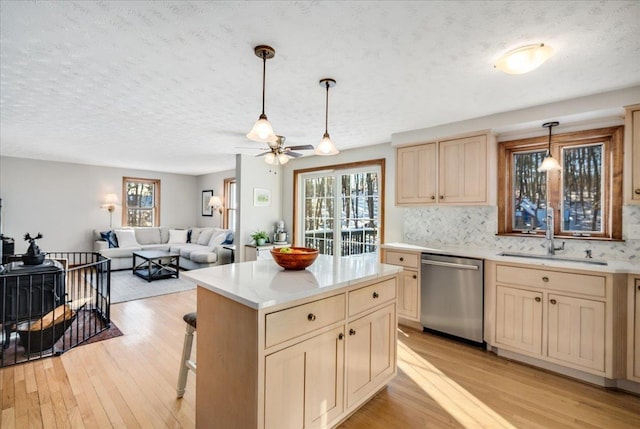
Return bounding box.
[420,253,484,345]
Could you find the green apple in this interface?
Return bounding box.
[280,247,292,254]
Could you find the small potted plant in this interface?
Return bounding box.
[251,230,269,246]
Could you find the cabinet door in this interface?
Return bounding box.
[632,109,640,201]
[265,326,345,429]
[495,286,543,355]
[547,294,605,372]
[396,143,437,204]
[438,134,487,203]
[346,304,395,408]
[635,279,640,379]
[398,269,419,321]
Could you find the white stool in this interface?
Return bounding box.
[176,312,197,398]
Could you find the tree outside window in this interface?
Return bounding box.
[122,177,160,227]
[498,126,622,240]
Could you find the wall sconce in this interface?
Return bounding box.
[101,193,119,228]
[208,196,223,214]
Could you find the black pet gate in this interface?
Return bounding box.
[0,252,111,367]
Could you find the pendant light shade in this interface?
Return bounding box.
[247,45,278,143]
[538,121,562,172]
[315,78,339,156]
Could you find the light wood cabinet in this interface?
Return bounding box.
[396,132,492,206]
[265,326,344,429]
[628,276,640,382]
[382,248,420,321]
[624,104,640,203]
[196,273,398,429]
[346,303,395,408]
[486,261,626,380]
[495,286,543,355]
[547,294,605,372]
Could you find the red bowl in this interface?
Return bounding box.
[270,247,319,270]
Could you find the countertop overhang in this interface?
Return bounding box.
[381,242,640,274]
[182,254,402,310]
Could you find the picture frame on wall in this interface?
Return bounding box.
[253,188,271,207]
[202,190,213,216]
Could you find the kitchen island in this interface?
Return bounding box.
[182,254,402,429]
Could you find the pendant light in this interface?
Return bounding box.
[315,78,339,156]
[538,121,562,172]
[247,45,278,143]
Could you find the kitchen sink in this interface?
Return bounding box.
[497,251,608,266]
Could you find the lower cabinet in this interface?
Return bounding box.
[547,294,605,372]
[382,248,420,321]
[346,304,395,408]
[487,261,626,380]
[265,326,345,429]
[629,277,640,382]
[495,286,543,355]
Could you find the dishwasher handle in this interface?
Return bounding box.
[421,259,479,270]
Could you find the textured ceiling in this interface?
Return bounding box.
[1,1,639,175]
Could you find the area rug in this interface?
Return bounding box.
[109,270,196,303]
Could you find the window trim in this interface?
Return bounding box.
[223,177,236,230]
[122,177,161,227]
[497,126,623,240]
[293,159,385,249]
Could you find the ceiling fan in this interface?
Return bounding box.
[255,136,314,164]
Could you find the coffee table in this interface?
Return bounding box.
[132,250,180,282]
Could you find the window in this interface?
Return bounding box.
[498,126,623,240]
[122,177,160,227]
[224,177,236,230]
[294,160,384,257]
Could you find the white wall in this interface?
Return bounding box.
[280,142,403,246]
[196,169,235,228]
[0,156,198,253]
[236,154,283,261]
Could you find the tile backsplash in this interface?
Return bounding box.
[404,205,640,262]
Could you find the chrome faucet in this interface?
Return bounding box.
[545,206,565,255]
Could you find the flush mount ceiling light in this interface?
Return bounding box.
[315,78,339,156]
[494,43,554,75]
[538,121,562,172]
[247,45,278,143]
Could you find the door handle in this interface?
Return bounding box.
[421,260,479,270]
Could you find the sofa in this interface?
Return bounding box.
[93,227,234,271]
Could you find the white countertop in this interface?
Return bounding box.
[381,242,640,274]
[182,254,402,310]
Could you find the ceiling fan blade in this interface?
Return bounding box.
[286,151,304,158]
[255,151,270,157]
[286,145,314,151]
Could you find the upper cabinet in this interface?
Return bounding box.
[625,104,640,203]
[395,131,494,206]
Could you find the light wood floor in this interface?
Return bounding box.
[1,290,639,428]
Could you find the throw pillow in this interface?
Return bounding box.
[208,230,228,248]
[100,230,118,248]
[114,229,139,248]
[222,232,234,245]
[196,228,214,246]
[168,229,188,244]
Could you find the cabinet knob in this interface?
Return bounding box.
[637,284,640,291]
[399,257,404,262]
[439,195,444,200]
[535,297,541,302]
[338,333,344,340]
[550,299,557,305]
[542,276,549,283]
[307,313,316,322]
[349,328,356,336]
[413,274,417,279]
[635,188,640,195]
[431,195,435,200]
[372,292,379,299]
